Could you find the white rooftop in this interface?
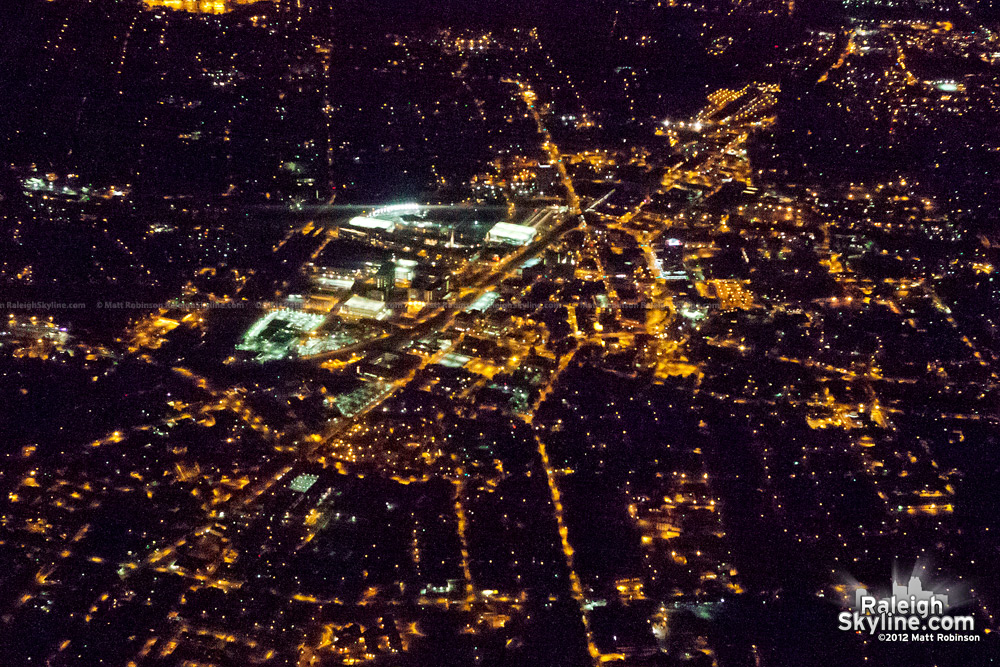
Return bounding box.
[487,221,537,245]
[341,295,391,320]
[348,216,396,231]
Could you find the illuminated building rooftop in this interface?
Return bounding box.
[339,295,391,321]
[348,216,396,232]
[486,221,537,246]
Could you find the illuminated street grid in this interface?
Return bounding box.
[1,2,1000,667]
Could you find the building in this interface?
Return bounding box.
[339,295,391,321]
[375,261,396,300]
[348,216,396,232]
[486,222,537,246]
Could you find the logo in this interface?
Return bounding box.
[838,566,979,643]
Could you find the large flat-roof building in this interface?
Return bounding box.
[339,295,391,321]
[486,221,537,246]
[348,216,396,232]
